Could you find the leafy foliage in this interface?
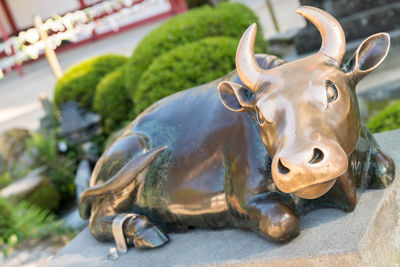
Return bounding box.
[367,99,400,133]
[0,172,12,189]
[124,2,268,104]
[27,131,80,212]
[0,198,74,257]
[54,54,128,110]
[134,36,238,114]
[93,67,133,135]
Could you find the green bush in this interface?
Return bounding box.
[186,0,226,9]
[93,67,133,135]
[124,2,268,103]
[367,100,400,133]
[54,54,128,110]
[134,36,238,114]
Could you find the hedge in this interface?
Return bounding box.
[93,67,133,135]
[367,100,400,133]
[134,36,238,114]
[124,2,268,102]
[54,54,128,110]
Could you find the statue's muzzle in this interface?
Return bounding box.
[271,139,348,199]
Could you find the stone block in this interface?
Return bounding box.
[46,130,400,267]
[294,2,400,54]
[0,167,46,199]
[300,0,399,19]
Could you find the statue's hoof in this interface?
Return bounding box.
[124,215,169,249]
[260,205,300,243]
[133,225,169,249]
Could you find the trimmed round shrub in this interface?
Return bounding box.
[124,2,268,100]
[54,54,128,110]
[367,100,400,133]
[134,36,237,114]
[186,0,227,9]
[94,67,134,135]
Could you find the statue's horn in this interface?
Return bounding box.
[295,6,346,63]
[236,23,265,91]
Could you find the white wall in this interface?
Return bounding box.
[231,0,305,38]
[6,0,79,30]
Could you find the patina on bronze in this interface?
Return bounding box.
[79,6,395,250]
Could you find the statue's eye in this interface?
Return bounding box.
[326,81,338,103]
[255,106,265,125]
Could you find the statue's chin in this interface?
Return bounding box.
[293,179,337,199]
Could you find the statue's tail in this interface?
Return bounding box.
[79,146,167,220]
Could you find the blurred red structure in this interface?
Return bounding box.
[0,0,187,77]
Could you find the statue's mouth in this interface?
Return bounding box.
[292,179,337,199]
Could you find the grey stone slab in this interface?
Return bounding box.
[294,2,400,54]
[301,0,400,19]
[47,130,400,267]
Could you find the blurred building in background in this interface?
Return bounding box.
[0,0,186,77]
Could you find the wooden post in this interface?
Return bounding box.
[0,0,18,34]
[265,0,280,32]
[77,0,86,9]
[34,15,63,79]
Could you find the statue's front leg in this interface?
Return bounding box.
[316,170,357,212]
[368,147,395,189]
[242,193,299,243]
[358,126,395,189]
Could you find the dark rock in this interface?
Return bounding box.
[0,167,46,199]
[60,101,101,144]
[39,95,59,135]
[0,128,34,176]
[301,0,400,19]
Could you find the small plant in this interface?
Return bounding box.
[367,99,400,133]
[27,131,80,212]
[0,197,75,257]
[0,171,12,189]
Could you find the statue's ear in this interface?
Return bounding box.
[218,81,255,112]
[347,33,390,83]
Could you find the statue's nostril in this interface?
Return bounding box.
[309,148,324,164]
[278,159,290,175]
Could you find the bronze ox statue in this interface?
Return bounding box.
[79,6,395,251]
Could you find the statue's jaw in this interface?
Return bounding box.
[292,179,337,199]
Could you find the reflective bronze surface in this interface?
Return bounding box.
[79,6,395,249]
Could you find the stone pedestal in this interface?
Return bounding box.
[46,130,400,267]
[294,0,400,55]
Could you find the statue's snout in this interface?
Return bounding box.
[271,139,348,199]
